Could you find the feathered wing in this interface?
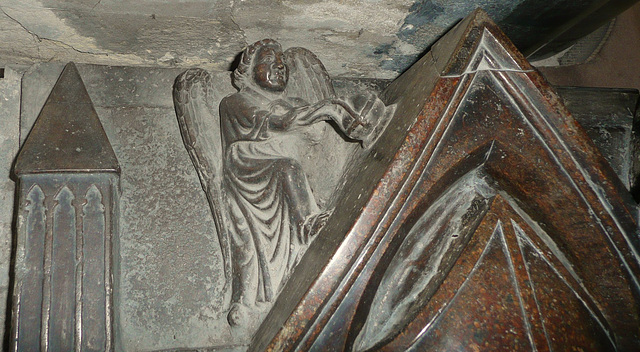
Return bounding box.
[284,47,335,104]
[173,69,232,292]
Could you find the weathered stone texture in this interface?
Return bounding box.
[7,60,640,351]
[16,63,370,351]
[0,67,23,349]
[0,0,627,80]
[18,64,234,351]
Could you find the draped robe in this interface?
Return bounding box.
[219,88,319,305]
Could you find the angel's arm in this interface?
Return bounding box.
[268,99,333,127]
[270,98,367,128]
[222,95,339,131]
[222,93,366,138]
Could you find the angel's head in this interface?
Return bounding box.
[233,39,289,92]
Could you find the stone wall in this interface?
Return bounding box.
[7,63,376,351]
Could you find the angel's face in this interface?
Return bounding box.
[253,46,288,92]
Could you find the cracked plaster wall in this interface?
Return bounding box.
[0,0,614,79]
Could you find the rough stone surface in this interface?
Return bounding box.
[102,104,233,351]
[15,63,372,351]
[0,66,22,351]
[556,87,639,189]
[0,0,624,80]
[0,68,22,346]
[19,64,236,351]
[5,61,638,351]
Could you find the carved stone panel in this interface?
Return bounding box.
[12,63,120,352]
[250,9,640,352]
[173,39,395,329]
[14,176,119,352]
[8,11,640,351]
[15,61,399,350]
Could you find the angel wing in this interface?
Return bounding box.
[283,47,335,104]
[173,69,232,290]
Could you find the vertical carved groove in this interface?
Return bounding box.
[82,185,106,351]
[498,221,537,350]
[13,62,120,352]
[75,186,84,352]
[50,186,77,351]
[105,178,117,352]
[18,185,46,351]
[41,187,53,352]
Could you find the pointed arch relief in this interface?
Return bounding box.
[24,184,46,246]
[83,184,105,216]
[16,184,48,351]
[354,183,620,351]
[251,9,640,352]
[50,185,77,352]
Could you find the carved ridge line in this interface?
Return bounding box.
[105,178,117,352]
[499,219,538,352]
[352,170,495,352]
[386,180,495,350]
[282,78,455,349]
[497,69,640,291]
[410,220,505,347]
[442,28,535,78]
[361,78,495,349]
[50,185,76,351]
[502,216,552,351]
[512,221,616,348]
[41,185,54,352]
[297,75,473,351]
[389,70,624,345]
[17,184,46,350]
[303,73,481,350]
[76,185,85,352]
[83,184,108,350]
[374,66,622,350]
[98,184,107,350]
[509,219,554,351]
[502,192,614,336]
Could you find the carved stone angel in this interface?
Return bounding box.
[173,39,394,327]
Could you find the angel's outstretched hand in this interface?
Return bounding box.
[293,100,339,125]
[289,98,375,142]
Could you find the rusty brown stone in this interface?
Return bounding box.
[249,9,640,352]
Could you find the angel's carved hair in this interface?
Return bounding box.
[233,39,283,90]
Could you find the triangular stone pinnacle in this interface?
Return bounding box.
[382,9,531,108]
[432,8,532,75]
[14,63,119,175]
[251,9,640,352]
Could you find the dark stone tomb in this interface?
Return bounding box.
[250,9,640,352]
[8,8,640,352]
